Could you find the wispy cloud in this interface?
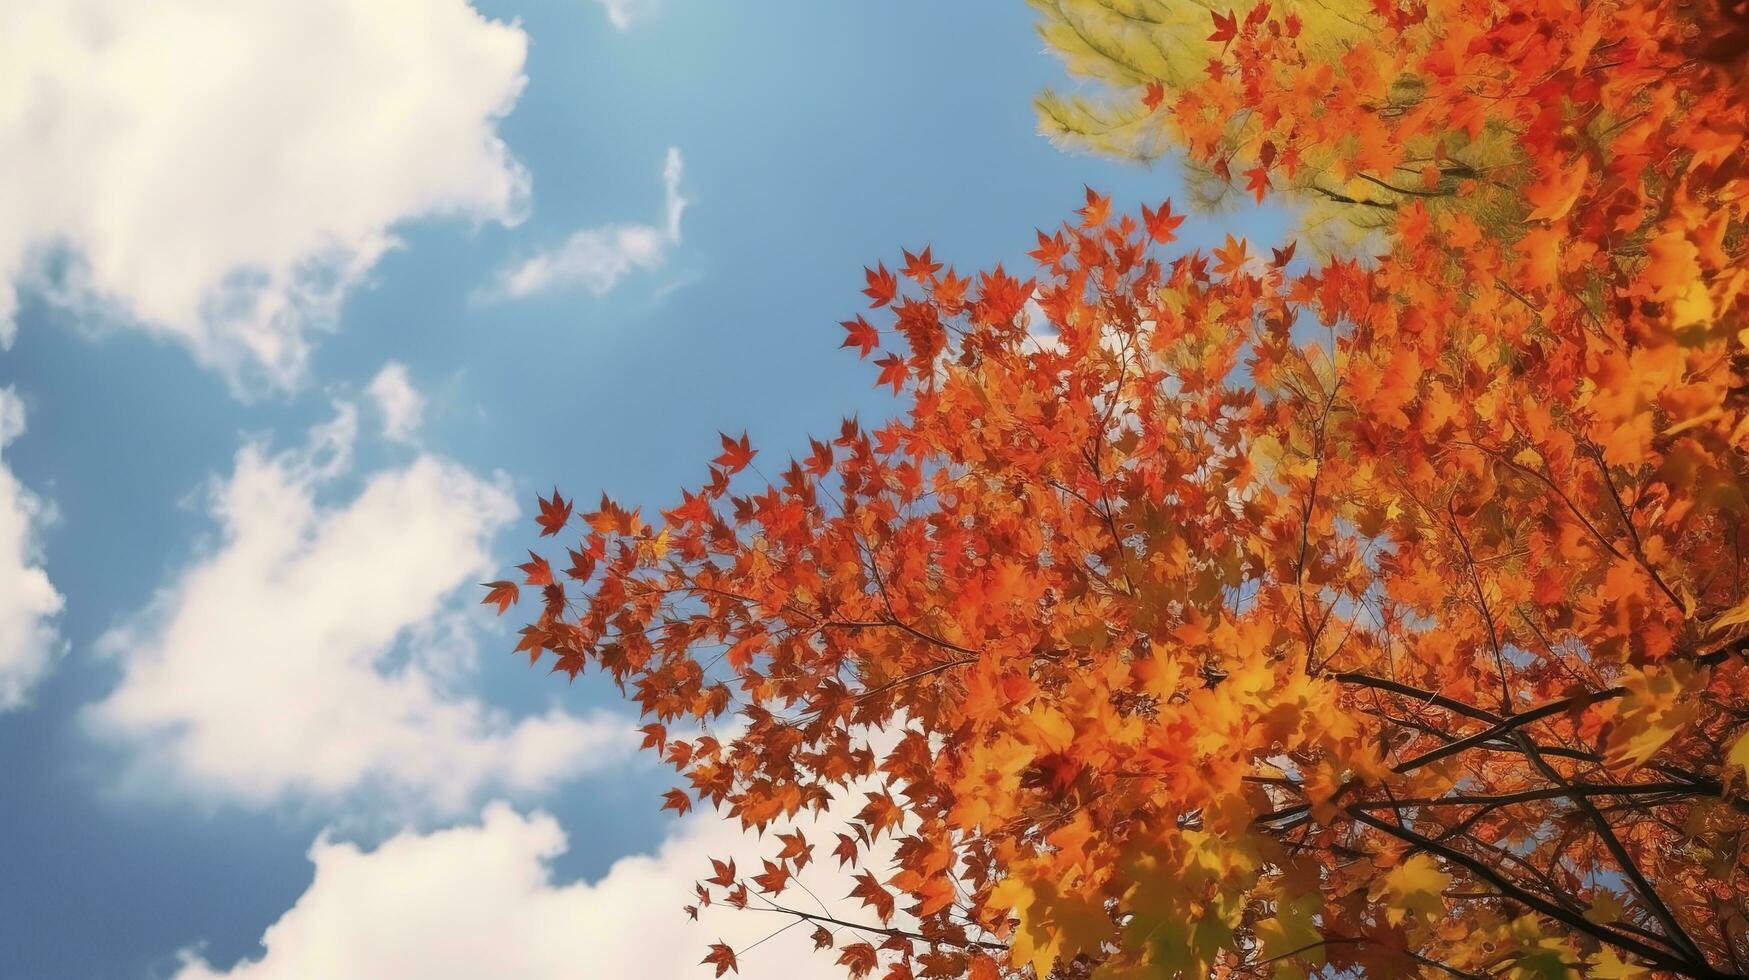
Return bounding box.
[366,362,426,443]
[487,148,686,300]
[0,388,62,711]
[593,0,661,30]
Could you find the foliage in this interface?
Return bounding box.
[1030,0,1736,254]
[492,0,1749,975]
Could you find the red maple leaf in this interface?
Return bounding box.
[1243,164,1272,203]
[1208,8,1238,44]
[1141,200,1187,244]
[661,788,692,816]
[901,246,942,283]
[517,551,552,586]
[714,431,756,474]
[862,262,897,308]
[874,353,907,393]
[534,489,571,537]
[702,942,738,977]
[840,316,880,357]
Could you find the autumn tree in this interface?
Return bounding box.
[491,0,1749,976]
[1030,0,1740,252]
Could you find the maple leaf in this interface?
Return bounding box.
[848,872,895,922]
[803,437,835,478]
[873,353,907,393]
[708,858,738,888]
[1242,164,1272,203]
[1141,80,1166,110]
[836,942,878,979]
[1212,234,1250,276]
[702,942,738,977]
[1602,664,1701,771]
[777,830,814,870]
[1077,186,1111,228]
[1271,240,1297,267]
[661,789,692,816]
[518,551,553,587]
[714,431,756,474]
[479,580,519,615]
[534,489,572,537]
[1523,158,1590,222]
[1030,229,1069,266]
[841,316,880,358]
[833,833,860,869]
[962,954,999,980]
[1644,230,1701,302]
[1208,8,1238,44]
[901,246,942,283]
[862,262,897,308]
[1140,200,1186,244]
[752,859,791,895]
[563,546,597,582]
[1374,855,1452,926]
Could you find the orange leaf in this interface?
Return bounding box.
[479,580,519,615]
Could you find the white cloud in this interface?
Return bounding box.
[490,148,685,299]
[85,406,634,813]
[0,0,532,389]
[366,362,425,442]
[0,388,63,711]
[173,796,904,980]
[594,0,660,30]
[173,728,970,980]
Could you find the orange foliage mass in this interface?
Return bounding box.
[495,0,1749,975]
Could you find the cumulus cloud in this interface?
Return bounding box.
[173,726,966,980]
[0,0,532,388]
[489,148,686,300]
[174,796,902,980]
[0,388,63,711]
[85,406,634,813]
[366,362,425,442]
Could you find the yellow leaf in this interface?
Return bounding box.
[1584,891,1626,926]
[1672,279,1715,330]
[1603,663,1702,771]
[1372,854,1450,926]
[1023,706,1076,753]
[1707,595,1749,636]
[990,876,1056,979]
[1588,948,1652,979]
[1644,230,1701,303]
[991,874,1107,978]
[1254,893,1324,968]
[1726,730,1749,790]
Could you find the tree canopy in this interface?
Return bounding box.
[490,0,1749,976]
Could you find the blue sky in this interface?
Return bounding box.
[0,2,1287,977]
